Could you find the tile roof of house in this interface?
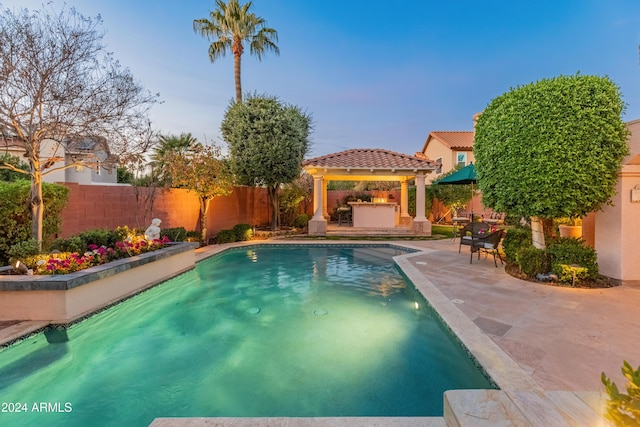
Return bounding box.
[422,131,474,152]
[302,148,437,170]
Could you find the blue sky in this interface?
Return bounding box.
[4,0,640,157]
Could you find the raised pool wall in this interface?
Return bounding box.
[0,242,198,323]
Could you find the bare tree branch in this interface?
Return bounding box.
[0,3,160,246]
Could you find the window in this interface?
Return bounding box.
[435,157,443,174]
[456,152,467,168]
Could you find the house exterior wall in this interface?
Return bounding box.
[595,166,640,286]
[595,119,640,287]
[4,138,111,184]
[424,140,453,183]
[423,139,475,183]
[64,165,91,184]
[64,147,117,184]
[39,139,66,183]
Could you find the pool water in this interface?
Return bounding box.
[0,245,494,426]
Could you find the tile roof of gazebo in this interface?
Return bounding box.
[302,148,437,171]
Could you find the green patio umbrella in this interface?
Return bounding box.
[436,163,477,220]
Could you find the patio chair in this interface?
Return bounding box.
[472,229,504,267]
[484,212,505,225]
[336,206,352,226]
[458,222,492,263]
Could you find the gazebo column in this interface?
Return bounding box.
[400,179,411,225]
[308,175,327,235]
[322,178,329,219]
[412,172,432,236]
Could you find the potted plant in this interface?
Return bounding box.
[555,217,582,238]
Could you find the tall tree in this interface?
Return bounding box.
[163,142,233,243]
[193,0,279,103]
[152,133,197,184]
[432,166,473,216]
[0,4,158,248]
[474,74,629,248]
[221,93,312,230]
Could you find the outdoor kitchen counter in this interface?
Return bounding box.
[348,202,399,228]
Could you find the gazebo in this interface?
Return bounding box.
[302,148,438,236]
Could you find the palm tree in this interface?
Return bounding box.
[193,0,279,103]
[152,133,197,184]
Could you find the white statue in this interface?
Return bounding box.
[144,218,162,241]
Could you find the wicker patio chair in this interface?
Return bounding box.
[458,221,492,264]
[472,229,504,267]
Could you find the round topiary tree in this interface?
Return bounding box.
[474,74,629,248]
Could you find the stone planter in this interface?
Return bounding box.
[558,225,582,238]
[0,242,198,323]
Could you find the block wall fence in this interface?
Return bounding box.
[59,183,272,240]
[57,183,597,249]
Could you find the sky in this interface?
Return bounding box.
[3,0,640,158]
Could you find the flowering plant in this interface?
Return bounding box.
[22,235,171,275]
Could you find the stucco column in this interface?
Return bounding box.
[322,178,328,218]
[309,175,327,235]
[415,173,427,221]
[312,175,324,220]
[412,172,432,236]
[400,179,410,218]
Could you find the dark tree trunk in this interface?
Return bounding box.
[268,185,279,231]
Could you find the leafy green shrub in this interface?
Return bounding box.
[186,230,202,240]
[216,229,237,244]
[0,154,28,182]
[408,186,435,218]
[546,237,599,282]
[554,264,590,285]
[602,361,640,426]
[233,224,253,241]
[279,182,307,226]
[342,192,372,204]
[114,225,136,242]
[516,246,549,277]
[0,181,68,265]
[183,230,203,246]
[503,213,521,227]
[502,227,532,264]
[7,238,40,262]
[293,214,310,229]
[161,227,188,242]
[77,228,120,249]
[49,236,85,254]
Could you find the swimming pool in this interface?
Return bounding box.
[0,245,494,426]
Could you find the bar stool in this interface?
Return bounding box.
[337,207,352,226]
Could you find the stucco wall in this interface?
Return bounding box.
[423,141,475,184]
[595,119,640,286]
[596,165,640,285]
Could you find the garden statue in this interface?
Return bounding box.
[144,218,162,241]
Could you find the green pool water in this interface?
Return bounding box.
[0,245,494,426]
